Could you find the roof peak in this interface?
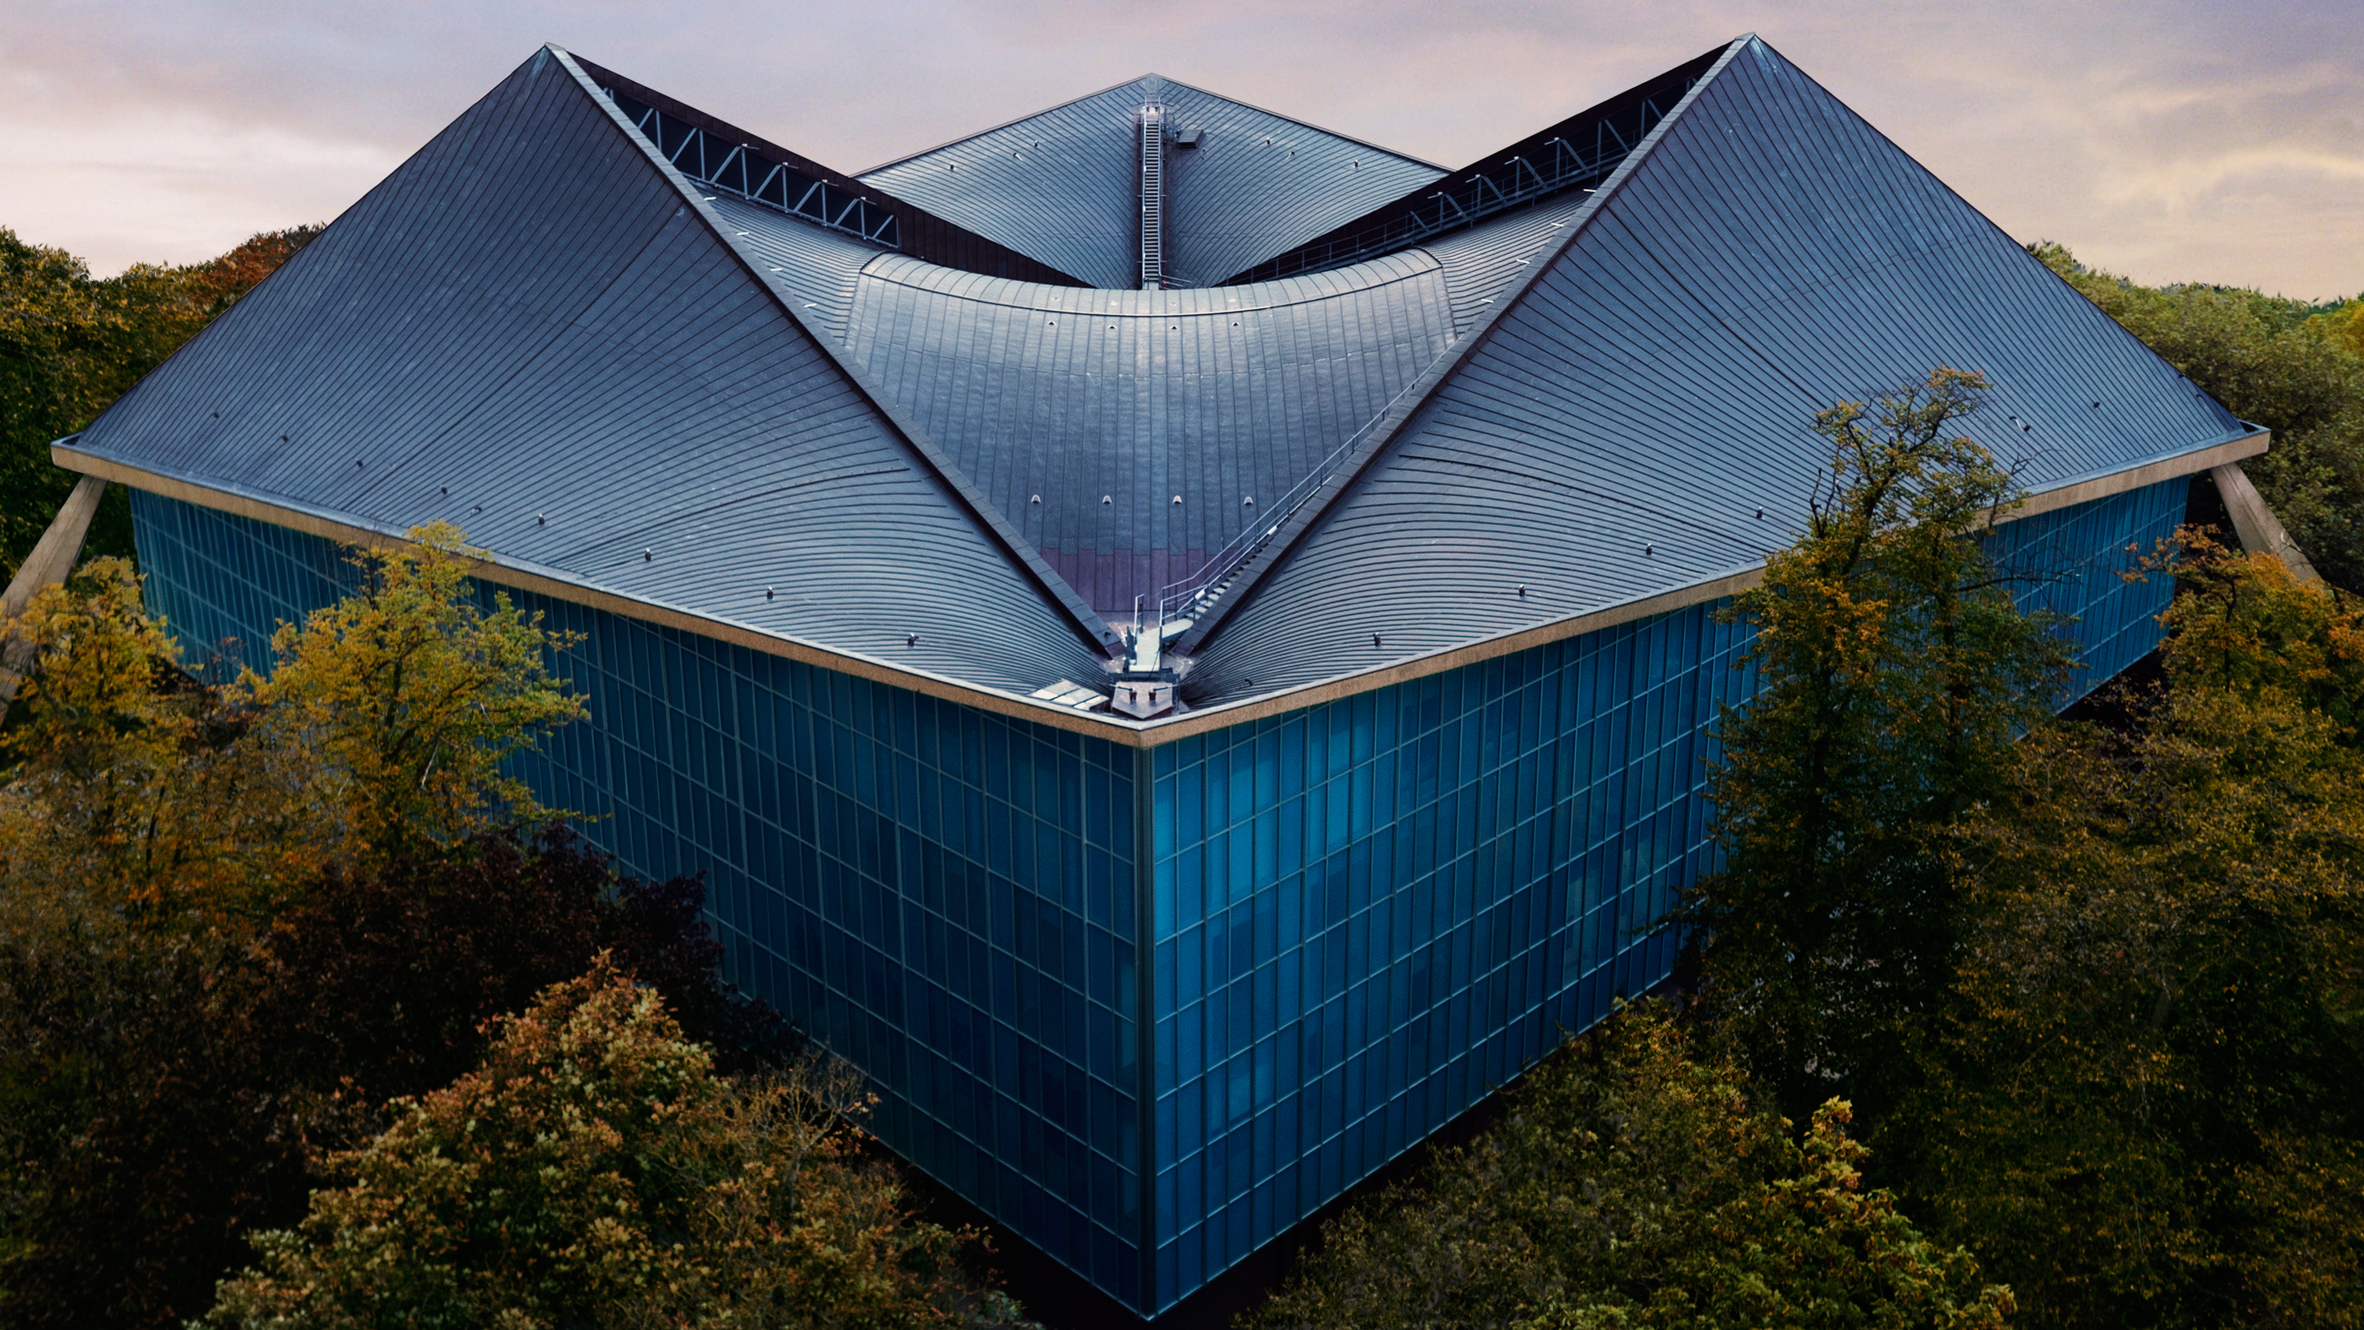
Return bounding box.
[1174,35,1755,651]
[856,72,1443,178]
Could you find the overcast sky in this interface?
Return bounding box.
[3,0,2356,298]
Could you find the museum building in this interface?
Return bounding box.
[45,34,2265,1317]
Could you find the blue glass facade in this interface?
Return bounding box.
[127,474,2186,1316]
[131,490,1154,1302]
[1146,601,1747,1300]
[1137,473,2189,1305]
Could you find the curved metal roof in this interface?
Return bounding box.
[56,37,2255,730]
[842,251,1452,616]
[708,167,1596,620]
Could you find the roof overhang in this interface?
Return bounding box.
[58,426,2263,748]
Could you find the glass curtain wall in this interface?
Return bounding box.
[1138,474,2189,1310]
[129,491,1151,1306]
[129,475,2187,1315]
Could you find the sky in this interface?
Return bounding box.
[2,0,2357,299]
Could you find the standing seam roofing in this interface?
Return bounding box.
[56,36,2256,725]
[54,36,2283,1323]
[840,252,1456,615]
[64,48,1109,696]
[707,194,878,343]
[1421,195,1599,338]
[859,76,1444,291]
[575,54,1089,287]
[1188,36,2246,699]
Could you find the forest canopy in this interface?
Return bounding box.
[0,225,319,578]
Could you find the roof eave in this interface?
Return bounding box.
[61,427,2263,746]
[1157,425,2267,734]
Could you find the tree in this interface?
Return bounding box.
[0,226,319,577]
[205,961,1026,1330]
[2314,298,2364,361]
[1678,369,2069,1121]
[1896,539,2364,1329]
[1,526,584,919]
[2151,529,2364,729]
[0,538,716,1330]
[0,556,324,924]
[0,828,799,1330]
[2033,245,2364,590]
[239,521,586,865]
[1246,1003,2013,1330]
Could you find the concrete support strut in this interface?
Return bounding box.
[2211,461,2321,584]
[0,476,109,721]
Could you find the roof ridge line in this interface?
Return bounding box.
[1740,34,2240,420]
[562,46,1090,286]
[548,47,1123,657]
[1173,34,1758,657]
[852,72,1169,177]
[1140,73,1451,172]
[853,72,1445,178]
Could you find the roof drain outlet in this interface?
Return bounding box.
[1139,102,1166,290]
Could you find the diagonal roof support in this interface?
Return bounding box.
[572,53,1090,287]
[1220,43,1724,285]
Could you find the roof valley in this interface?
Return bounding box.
[55,36,2257,721]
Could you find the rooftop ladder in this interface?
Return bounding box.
[1139,103,1165,289]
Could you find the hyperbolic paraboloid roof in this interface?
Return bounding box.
[60,37,2257,732]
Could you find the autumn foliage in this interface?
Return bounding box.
[207,961,1012,1330]
[1248,1004,2013,1330]
[1,226,321,576]
[0,536,1010,1328]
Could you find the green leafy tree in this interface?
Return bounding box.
[2033,245,2364,589]
[1897,539,2364,1329]
[239,521,586,865]
[0,226,318,576]
[0,556,322,923]
[1246,1003,2012,1330]
[205,960,1025,1330]
[0,829,801,1330]
[2313,298,2364,361]
[1678,369,2069,1121]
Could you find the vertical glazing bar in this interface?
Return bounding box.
[1133,741,1161,1313]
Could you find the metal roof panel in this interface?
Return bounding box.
[1188,36,2246,700]
[843,253,1454,614]
[70,47,1108,697]
[858,76,1443,290]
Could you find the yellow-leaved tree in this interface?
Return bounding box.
[0,557,319,925]
[238,521,586,866]
[205,958,1028,1330]
[1,524,584,925]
